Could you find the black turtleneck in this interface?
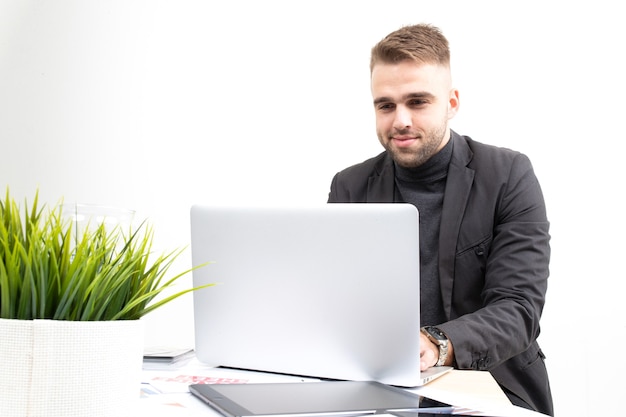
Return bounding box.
[394,138,453,327]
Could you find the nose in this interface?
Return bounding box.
[393,105,412,130]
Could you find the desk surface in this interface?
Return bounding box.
[137,359,547,417]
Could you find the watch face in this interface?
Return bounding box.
[425,327,447,341]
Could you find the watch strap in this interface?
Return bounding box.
[421,326,449,367]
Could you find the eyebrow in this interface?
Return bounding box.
[373,92,436,106]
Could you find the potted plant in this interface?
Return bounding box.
[0,189,212,417]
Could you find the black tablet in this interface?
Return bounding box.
[189,381,453,417]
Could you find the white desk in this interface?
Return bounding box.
[136,358,547,417]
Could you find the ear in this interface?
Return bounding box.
[447,89,460,119]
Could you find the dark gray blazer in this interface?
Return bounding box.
[328,131,553,416]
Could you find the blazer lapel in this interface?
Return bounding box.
[366,156,396,202]
[439,133,474,318]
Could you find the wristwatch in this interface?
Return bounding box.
[420,326,449,367]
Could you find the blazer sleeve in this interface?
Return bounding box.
[438,151,550,371]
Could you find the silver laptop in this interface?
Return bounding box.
[190,204,451,387]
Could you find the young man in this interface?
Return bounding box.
[327,24,553,416]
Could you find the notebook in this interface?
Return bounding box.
[189,203,451,387]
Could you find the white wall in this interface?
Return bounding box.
[1,1,624,415]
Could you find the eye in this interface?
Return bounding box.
[408,98,428,107]
[376,102,395,112]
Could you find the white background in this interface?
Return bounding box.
[1,1,624,415]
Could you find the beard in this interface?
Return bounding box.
[378,122,448,169]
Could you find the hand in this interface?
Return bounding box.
[419,332,439,371]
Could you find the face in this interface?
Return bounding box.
[371,60,459,168]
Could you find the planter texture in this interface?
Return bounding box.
[0,319,144,417]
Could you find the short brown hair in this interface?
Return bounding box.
[370,24,450,72]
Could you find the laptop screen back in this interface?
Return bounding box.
[190,203,421,387]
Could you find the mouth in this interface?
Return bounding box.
[390,136,418,148]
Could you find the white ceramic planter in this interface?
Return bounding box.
[0,319,144,417]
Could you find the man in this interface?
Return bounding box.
[327,24,553,416]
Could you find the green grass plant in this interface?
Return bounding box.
[0,189,212,321]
